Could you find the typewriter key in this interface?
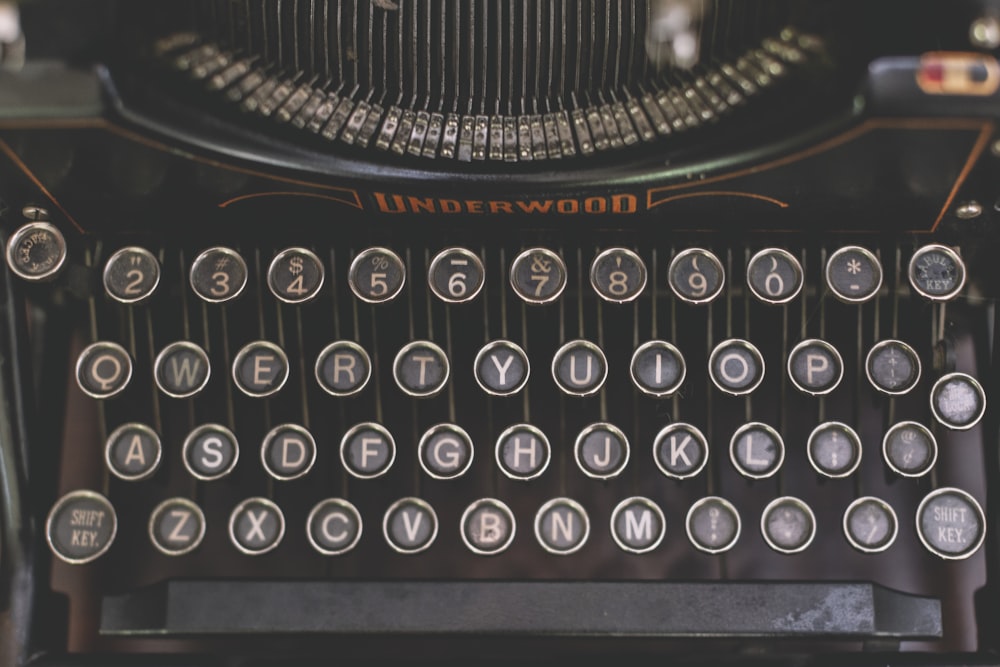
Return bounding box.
[509,247,567,304]
[182,424,239,481]
[314,341,372,396]
[418,423,474,479]
[866,340,921,395]
[916,487,985,560]
[761,496,816,554]
[46,490,117,564]
[908,244,966,301]
[551,340,608,396]
[883,421,937,478]
[75,341,132,399]
[474,340,529,396]
[729,422,784,479]
[930,372,986,430]
[630,340,686,397]
[496,424,551,480]
[267,247,324,304]
[534,497,590,555]
[843,496,898,553]
[787,339,843,395]
[807,422,862,478]
[189,247,248,303]
[708,339,765,395]
[148,498,206,556]
[340,422,396,479]
[154,341,211,398]
[393,340,449,397]
[746,248,803,304]
[103,246,160,304]
[6,221,66,282]
[686,496,741,554]
[261,424,317,481]
[306,498,362,556]
[383,497,438,554]
[229,498,284,555]
[610,497,665,554]
[825,246,882,303]
[349,247,405,303]
[105,423,162,481]
[575,423,630,479]
[668,248,725,304]
[232,341,289,397]
[654,423,709,479]
[590,247,647,303]
[428,247,485,303]
[461,498,516,555]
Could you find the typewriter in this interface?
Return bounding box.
[1,0,999,664]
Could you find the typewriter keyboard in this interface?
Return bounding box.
[28,227,990,648]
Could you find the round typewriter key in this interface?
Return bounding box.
[610,497,665,554]
[746,248,803,304]
[575,423,630,479]
[105,423,161,481]
[807,422,862,478]
[654,423,709,479]
[418,423,474,480]
[103,246,160,304]
[883,421,937,478]
[6,221,66,282]
[190,246,247,303]
[267,247,325,304]
[843,496,898,554]
[729,422,784,479]
[261,423,317,481]
[182,423,239,481]
[349,247,405,303]
[314,341,371,396]
[708,339,764,395]
[474,340,529,396]
[551,340,608,396]
[148,497,206,556]
[461,498,516,555]
[916,487,985,560]
[787,339,843,395]
[232,341,289,397]
[630,340,685,397]
[76,341,132,399]
[340,422,396,479]
[825,246,882,304]
[686,496,741,554]
[668,248,724,304]
[306,498,362,556]
[154,341,211,398]
[590,247,647,303]
[930,372,986,430]
[383,497,438,554]
[46,490,117,564]
[428,247,485,303]
[534,497,590,555]
[909,244,966,301]
[229,497,285,555]
[496,424,551,480]
[866,340,921,395]
[509,247,567,304]
[393,340,449,397]
[761,496,816,554]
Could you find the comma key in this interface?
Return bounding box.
[46,491,117,564]
[916,487,985,560]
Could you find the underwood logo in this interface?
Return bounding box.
[373,192,638,215]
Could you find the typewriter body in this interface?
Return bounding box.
[1,0,1000,665]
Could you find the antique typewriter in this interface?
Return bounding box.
[1,0,1000,665]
